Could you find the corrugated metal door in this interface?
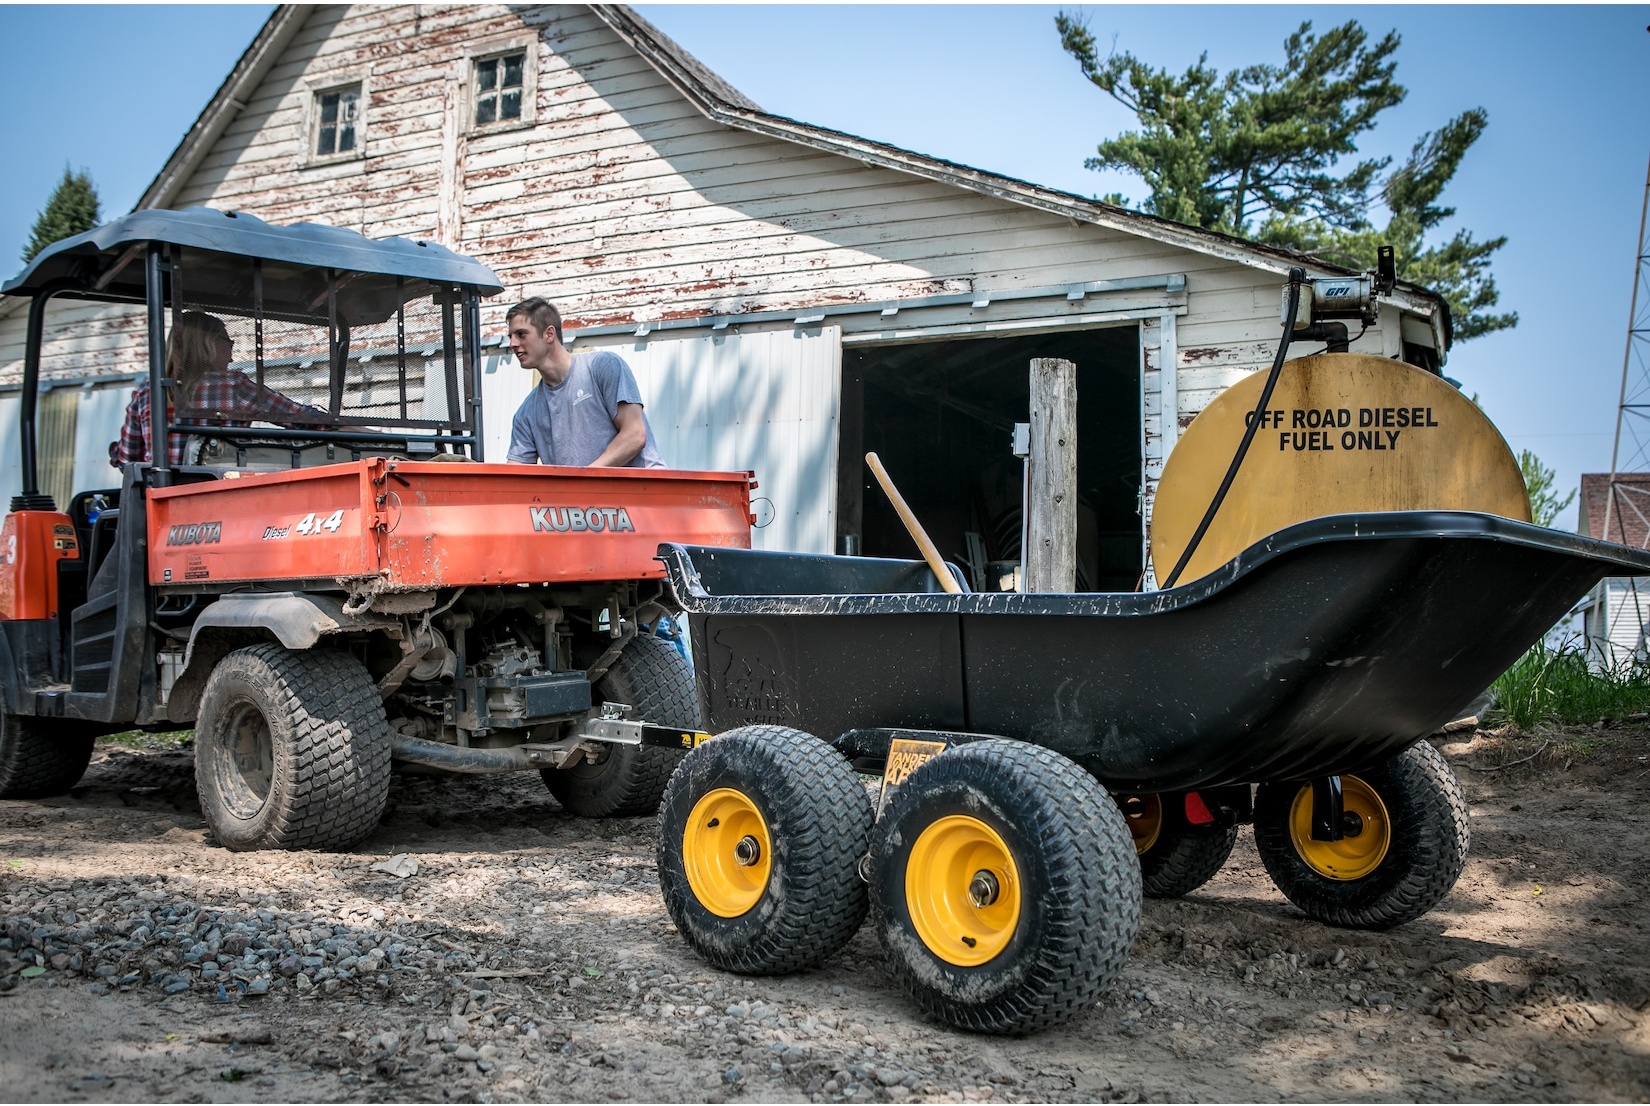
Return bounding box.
[481,327,842,553]
[0,382,133,507]
[73,384,133,494]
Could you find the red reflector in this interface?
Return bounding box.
[1184,792,1215,825]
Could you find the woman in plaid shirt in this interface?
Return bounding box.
[109,311,326,467]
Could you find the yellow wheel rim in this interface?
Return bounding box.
[904,815,1021,967]
[1121,794,1163,855]
[683,788,772,918]
[1287,776,1391,881]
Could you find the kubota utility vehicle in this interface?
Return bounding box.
[0,208,752,850]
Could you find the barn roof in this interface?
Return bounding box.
[113,4,1448,344]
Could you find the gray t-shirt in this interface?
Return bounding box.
[506,349,664,468]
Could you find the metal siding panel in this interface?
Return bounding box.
[576,327,839,553]
[0,392,19,507]
[481,351,536,459]
[73,384,134,493]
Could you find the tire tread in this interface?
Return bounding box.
[0,716,95,799]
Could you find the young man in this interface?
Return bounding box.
[504,297,665,468]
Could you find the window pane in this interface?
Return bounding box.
[502,53,523,87]
[477,58,497,93]
[476,96,496,125]
[315,86,360,157]
[337,88,358,151]
[500,89,521,120]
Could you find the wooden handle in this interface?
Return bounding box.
[865,452,962,594]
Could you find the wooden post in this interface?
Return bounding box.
[1026,358,1077,593]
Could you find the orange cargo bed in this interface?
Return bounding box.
[145,458,754,590]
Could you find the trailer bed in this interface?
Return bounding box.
[660,511,1650,790]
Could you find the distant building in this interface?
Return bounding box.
[1576,473,1650,661]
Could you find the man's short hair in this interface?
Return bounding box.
[508,297,562,342]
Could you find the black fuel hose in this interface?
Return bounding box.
[1160,268,1306,589]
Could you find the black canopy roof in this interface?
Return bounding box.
[2,207,503,324]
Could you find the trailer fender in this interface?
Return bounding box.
[167,593,402,723]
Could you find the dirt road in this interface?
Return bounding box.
[1,727,1646,1103]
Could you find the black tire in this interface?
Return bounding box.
[1143,824,1240,898]
[194,643,391,852]
[543,633,695,817]
[870,740,1141,1036]
[0,713,95,799]
[1121,793,1239,898]
[658,725,873,975]
[1253,741,1469,930]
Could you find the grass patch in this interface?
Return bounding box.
[1491,640,1650,729]
[96,730,193,752]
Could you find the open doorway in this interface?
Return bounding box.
[837,325,1142,592]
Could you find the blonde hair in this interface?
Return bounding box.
[166,311,229,392]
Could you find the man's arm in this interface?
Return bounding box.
[587,402,647,467]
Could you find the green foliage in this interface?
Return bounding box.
[1518,448,1575,529]
[1057,14,1515,342]
[97,730,192,751]
[23,167,101,264]
[1492,640,1650,729]
[1055,16,1402,233]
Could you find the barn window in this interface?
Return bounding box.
[313,85,361,157]
[474,52,525,126]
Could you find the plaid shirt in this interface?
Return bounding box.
[109,371,325,467]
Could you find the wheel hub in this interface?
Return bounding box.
[904,815,1021,967]
[1121,794,1163,855]
[682,788,773,918]
[219,700,274,820]
[968,870,1000,908]
[1288,775,1391,880]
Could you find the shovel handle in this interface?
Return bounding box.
[865,452,962,594]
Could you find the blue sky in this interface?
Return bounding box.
[1,4,1646,530]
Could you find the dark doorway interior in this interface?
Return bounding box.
[838,326,1142,592]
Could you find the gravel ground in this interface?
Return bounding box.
[1,725,1647,1103]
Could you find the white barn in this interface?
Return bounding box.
[0,3,1453,589]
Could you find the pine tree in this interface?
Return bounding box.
[23,167,102,264]
[1057,15,1514,341]
[1518,448,1574,529]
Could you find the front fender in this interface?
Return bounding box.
[167,592,401,723]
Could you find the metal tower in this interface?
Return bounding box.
[1599,153,1650,655]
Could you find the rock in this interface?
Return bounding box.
[454,1044,480,1061]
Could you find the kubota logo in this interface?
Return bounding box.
[529,506,636,533]
[167,521,222,546]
